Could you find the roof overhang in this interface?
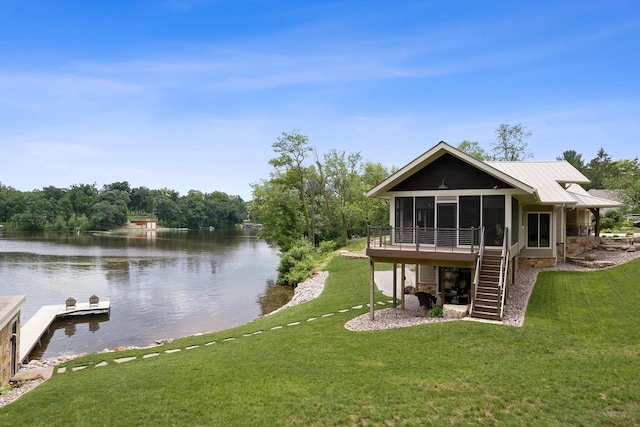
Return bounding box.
[0,295,26,328]
[566,190,625,209]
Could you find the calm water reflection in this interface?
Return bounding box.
[0,229,285,359]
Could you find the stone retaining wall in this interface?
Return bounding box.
[565,236,600,257]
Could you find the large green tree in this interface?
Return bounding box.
[250,181,304,252]
[457,140,488,161]
[269,130,314,242]
[89,188,130,229]
[556,150,586,174]
[11,191,50,230]
[606,158,640,214]
[491,123,533,161]
[584,148,614,190]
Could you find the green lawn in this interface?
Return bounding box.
[1,256,639,426]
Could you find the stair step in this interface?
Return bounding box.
[476,287,500,295]
[470,310,502,321]
[475,301,500,309]
[476,294,499,301]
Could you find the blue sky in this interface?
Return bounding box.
[1,1,638,199]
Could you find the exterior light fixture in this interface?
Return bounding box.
[438,179,448,190]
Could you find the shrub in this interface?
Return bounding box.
[427,305,443,318]
[600,216,616,231]
[277,239,316,286]
[318,240,337,257]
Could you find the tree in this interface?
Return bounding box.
[605,158,640,214]
[359,162,390,228]
[68,183,98,219]
[457,140,488,161]
[11,192,50,230]
[491,123,533,161]
[180,190,208,229]
[584,148,614,190]
[557,150,586,174]
[250,181,304,252]
[89,189,130,229]
[57,196,74,225]
[269,130,314,242]
[0,184,25,223]
[323,149,363,244]
[130,186,154,215]
[154,197,181,226]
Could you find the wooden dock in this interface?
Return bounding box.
[20,301,110,363]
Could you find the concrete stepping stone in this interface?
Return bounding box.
[205,341,216,346]
[352,305,363,309]
[114,356,136,364]
[95,361,109,368]
[143,353,160,359]
[72,366,87,371]
[222,337,236,342]
[57,367,67,374]
[287,322,300,326]
[270,325,283,330]
[321,313,335,317]
[339,309,349,313]
[186,345,199,350]
[307,317,317,322]
[165,349,181,354]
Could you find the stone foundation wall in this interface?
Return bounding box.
[518,257,556,268]
[0,315,19,386]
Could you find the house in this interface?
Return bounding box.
[129,219,157,230]
[0,295,26,386]
[365,141,622,321]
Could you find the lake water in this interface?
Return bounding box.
[0,229,284,359]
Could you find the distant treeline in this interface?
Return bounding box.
[0,181,247,231]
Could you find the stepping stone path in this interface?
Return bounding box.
[55,297,383,375]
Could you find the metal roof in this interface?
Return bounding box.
[486,161,590,204]
[566,184,625,208]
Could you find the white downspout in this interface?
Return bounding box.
[562,203,566,263]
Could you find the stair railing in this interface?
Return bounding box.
[498,227,509,320]
[470,226,485,314]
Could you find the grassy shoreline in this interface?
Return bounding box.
[1,254,639,426]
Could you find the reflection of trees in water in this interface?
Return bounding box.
[258,278,293,315]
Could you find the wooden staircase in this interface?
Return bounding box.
[470,249,504,321]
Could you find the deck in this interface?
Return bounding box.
[20,301,110,363]
[366,226,482,266]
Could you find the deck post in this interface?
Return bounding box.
[401,263,406,309]
[369,259,375,320]
[392,262,397,308]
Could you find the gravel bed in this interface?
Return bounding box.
[266,271,329,316]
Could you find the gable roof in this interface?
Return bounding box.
[367,141,622,209]
[366,141,536,198]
